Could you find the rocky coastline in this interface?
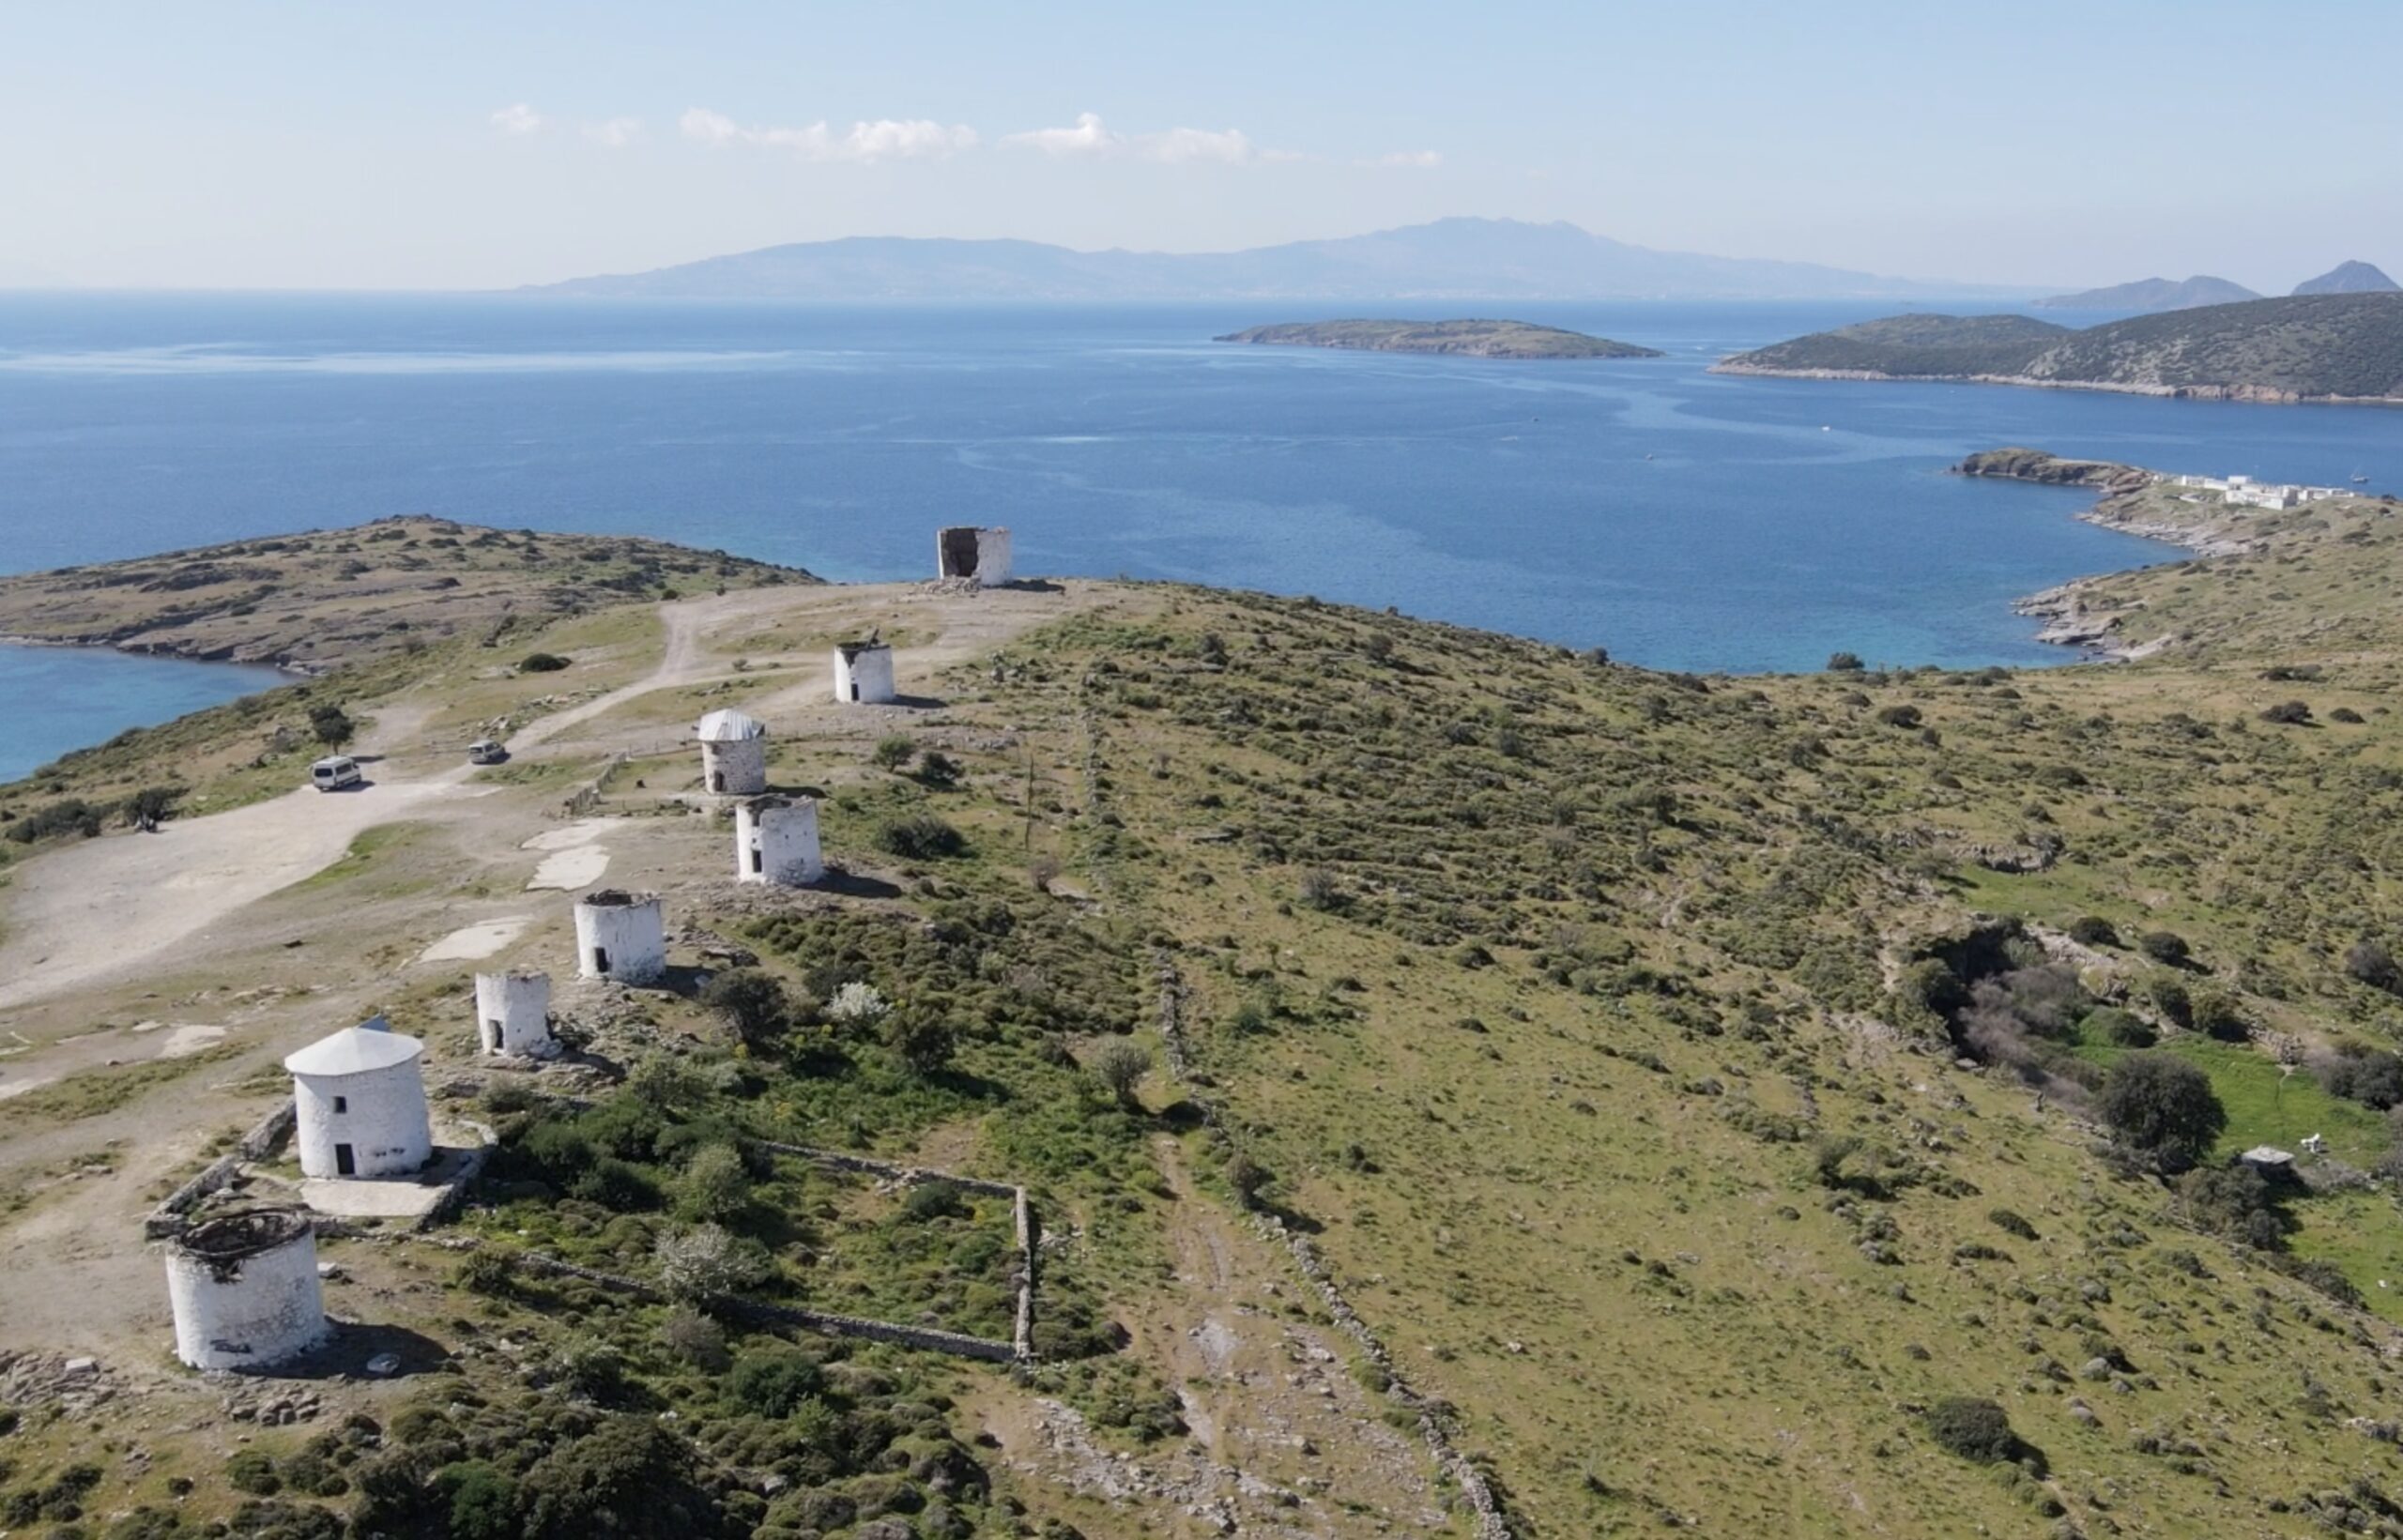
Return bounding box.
[1711,361,2402,405]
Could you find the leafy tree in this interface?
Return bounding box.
[699,968,790,1050]
[307,703,354,747]
[2098,1052,2225,1164]
[123,785,181,826]
[885,1007,957,1075]
[1089,1040,1152,1109]
[676,1144,751,1222]
[654,1223,768,1302]
[871,734,916,770]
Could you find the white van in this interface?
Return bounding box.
[467,739,507,766]
[311,755,363,791]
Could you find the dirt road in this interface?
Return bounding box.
[0,582,1114,1014]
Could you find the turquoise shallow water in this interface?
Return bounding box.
[3,295,2400,778]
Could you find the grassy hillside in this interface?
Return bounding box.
[1215,318,1663,359]
[1720,294,2403,401]
[18,490,2403,1534]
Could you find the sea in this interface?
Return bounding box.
[5,294,2403,782]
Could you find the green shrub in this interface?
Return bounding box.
[728,1346,825,1418]
[1827,651,1866,672]
[225,1450,280,1495]
[872,735,917,770]
[2084,1008,2155,1048]
[875,814,966,860]
[1988,1207,2039,1241]
[1924,1395,2020,1464]
[520,652,571,673]
[2067,916,2120,947]
[2138,931,2192,967]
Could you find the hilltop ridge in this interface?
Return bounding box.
[2033,274,2260,313]
[522,217,2018,302]
[1716,292,2403,402]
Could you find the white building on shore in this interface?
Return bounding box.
[2172,473,2354,511]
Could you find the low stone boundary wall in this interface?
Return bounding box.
[1151,954,1512,1540]
[145,1099,297,1239]
[513,1252,1018,1364]
[561,752,629,817]
[750,1138,1036,1362]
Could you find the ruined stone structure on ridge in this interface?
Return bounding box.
[736,795,822,886]
[283,1017,433,1181]
[474,968,555,1057]
[163,1208,329,1372]
[833,637,896,705]
[936,525,1013,587]
[696,708,769,796]
[574,889,667,983]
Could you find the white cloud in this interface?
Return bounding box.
[583,117,644,148]
[490,103,543,136]
[679,108,977,161]
[1003,114,1294,165]
[1003,112,1119,156]
[1370,149,1442,168]
[1145,127,1251,163]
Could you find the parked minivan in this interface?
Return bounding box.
[311,755,363,791]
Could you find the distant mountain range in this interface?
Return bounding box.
[2033,275,2260,314]
[1714,293,2403,404]
[2294,260,2398,296]
[520,219,2028,303]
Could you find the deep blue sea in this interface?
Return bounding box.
[5,294,2403,781]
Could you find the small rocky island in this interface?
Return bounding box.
[1217,318,1662,359]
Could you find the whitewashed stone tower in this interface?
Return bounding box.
[283,1018,432,1181]
[834,640,896,705]
[574,889,666,983]
[474,969,555,1057]
[736,796,822,886]
[696,709,769,796]
[937,526,1013,587]
[164,1209,329,1372]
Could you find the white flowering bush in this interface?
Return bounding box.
[827,981,892,1026]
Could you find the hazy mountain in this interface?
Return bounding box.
[521,218,2021,302]
[2293,260,2399,296]
[2031,274,2259,313]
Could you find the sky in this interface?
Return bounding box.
[2,0,2396,292]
